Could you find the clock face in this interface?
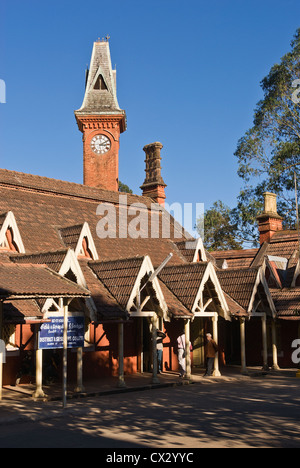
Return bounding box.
[90,134,111,154]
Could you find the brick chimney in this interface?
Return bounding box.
[257,192,283,244]
[140,142,167,206]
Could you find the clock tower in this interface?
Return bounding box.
[75,39,126,191]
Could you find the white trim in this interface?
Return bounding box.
[127,255,169,321]
[42,249,97,321]
[192,263,231,321]
[291,259,300,287]
[194,311,218,318]
[0,211,25,253]
[195,238,207,262]
[248,267,276,318]
[74,222,99,261]
[184,238,207,262]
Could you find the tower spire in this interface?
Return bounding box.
[75,40,126,191]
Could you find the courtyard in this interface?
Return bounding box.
[0,369,299,449]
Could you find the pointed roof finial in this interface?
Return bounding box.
[105,35,110,42]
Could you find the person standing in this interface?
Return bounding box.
[204,333,218,376]
[157,329,166,373]
[177,332,186,378]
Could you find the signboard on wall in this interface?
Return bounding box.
[39,315,85,350]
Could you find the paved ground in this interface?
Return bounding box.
[0,368,299,448]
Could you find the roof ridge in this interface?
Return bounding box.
[0,168,150,205]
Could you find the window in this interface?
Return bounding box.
[94,74,107,90]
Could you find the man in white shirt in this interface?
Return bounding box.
[177,333,186,378]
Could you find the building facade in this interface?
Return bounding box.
[0,39,299,399]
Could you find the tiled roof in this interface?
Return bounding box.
[270,288,300,318]
[222,292,247,317]
[158,263,208,310]
[0,262,90,299]
[158,280,193,318]
[217,268,259,311]
[59,225,84,250]
[11,249,69,272]
[79,260,127,321]
[0,169,187,266]
[211,249,259,269]
[3,299,43,323]
[89,257,145,309]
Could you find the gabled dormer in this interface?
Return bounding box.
[175,238,207,263]
[0,211,25,253]
[59,222,99,260]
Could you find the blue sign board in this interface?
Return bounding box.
[39,316,85,350]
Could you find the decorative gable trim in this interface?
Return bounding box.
[59,222,99,261]
[75,222,99,260]
[193,262,230,321]
[127,255,169,321]
[0,211,25,253]
[248,267,276,319]
[39,249,96,321]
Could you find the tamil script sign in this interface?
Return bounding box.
[39,316,85,350]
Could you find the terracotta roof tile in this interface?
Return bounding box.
[270,288,300,318]
[217,268,258,310]
[89,257,144,309]
[11,249,69,272]
[59,225,84,250]
[3,299,43,323]
[0,262,89,299]
[79,260,127,320]
[158,263,208,310]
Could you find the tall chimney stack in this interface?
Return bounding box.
[257,192,283,244]
[140,142,167,206]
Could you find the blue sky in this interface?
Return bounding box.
[0,0,299,214]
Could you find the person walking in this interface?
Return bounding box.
[204,333,218,377]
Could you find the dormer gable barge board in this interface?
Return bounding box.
[0,211,25,253]
[59,222,99,261]
[89,255,169,320]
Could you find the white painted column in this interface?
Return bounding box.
[261,314,269,371]
[63,301,68,408]
[32,323,46,399]
[271,319,280,370]
[239,317,248,375]
[140,318,144,374]
[212,314,221,377]
[118,322,126,388]
[33,348,45,400]
[184,319,191,380]
[151,316,159,384]
[0,301,3,401]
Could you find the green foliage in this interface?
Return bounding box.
[118,181,133,194]
[234,28,300,243]
[199,200,243,251]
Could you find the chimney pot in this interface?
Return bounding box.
[257,192,283,244]
[140,142,167,206]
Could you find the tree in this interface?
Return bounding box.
[119,181,133,194]
[234,28,300,245]
[198,200,243,251]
